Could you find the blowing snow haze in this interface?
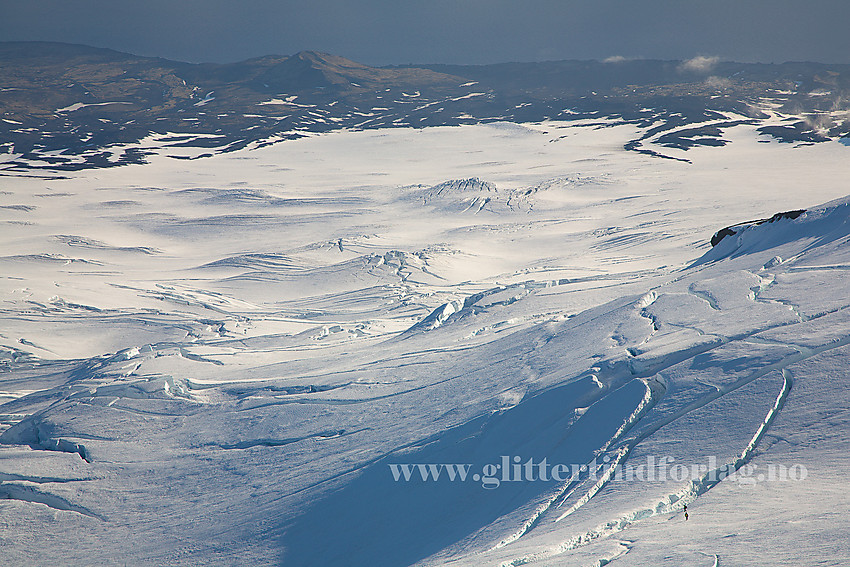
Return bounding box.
[2,4,850,567]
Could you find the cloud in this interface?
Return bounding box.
[602,55,628,64]
[679,55,720,73]
[705,75,732,89]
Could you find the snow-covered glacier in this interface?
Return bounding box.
[1,120,849,566]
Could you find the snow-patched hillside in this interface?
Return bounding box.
[1,120,849,566]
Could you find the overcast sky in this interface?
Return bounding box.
[2,0,849,66]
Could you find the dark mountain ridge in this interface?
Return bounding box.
[2,42,849,171]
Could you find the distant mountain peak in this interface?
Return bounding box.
[291,50,365,67]
[2,41,850,172]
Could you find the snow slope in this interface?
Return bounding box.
[0,120,849,566]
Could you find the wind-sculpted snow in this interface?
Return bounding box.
[1,122,849,565]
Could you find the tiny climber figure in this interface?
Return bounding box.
[683,505,689,521]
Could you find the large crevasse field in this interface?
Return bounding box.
[1,120,849,566]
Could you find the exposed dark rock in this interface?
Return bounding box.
[710,209,807,247]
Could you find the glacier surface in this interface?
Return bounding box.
[1,120,849,565]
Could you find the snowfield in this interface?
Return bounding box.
[1,120,849,566]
